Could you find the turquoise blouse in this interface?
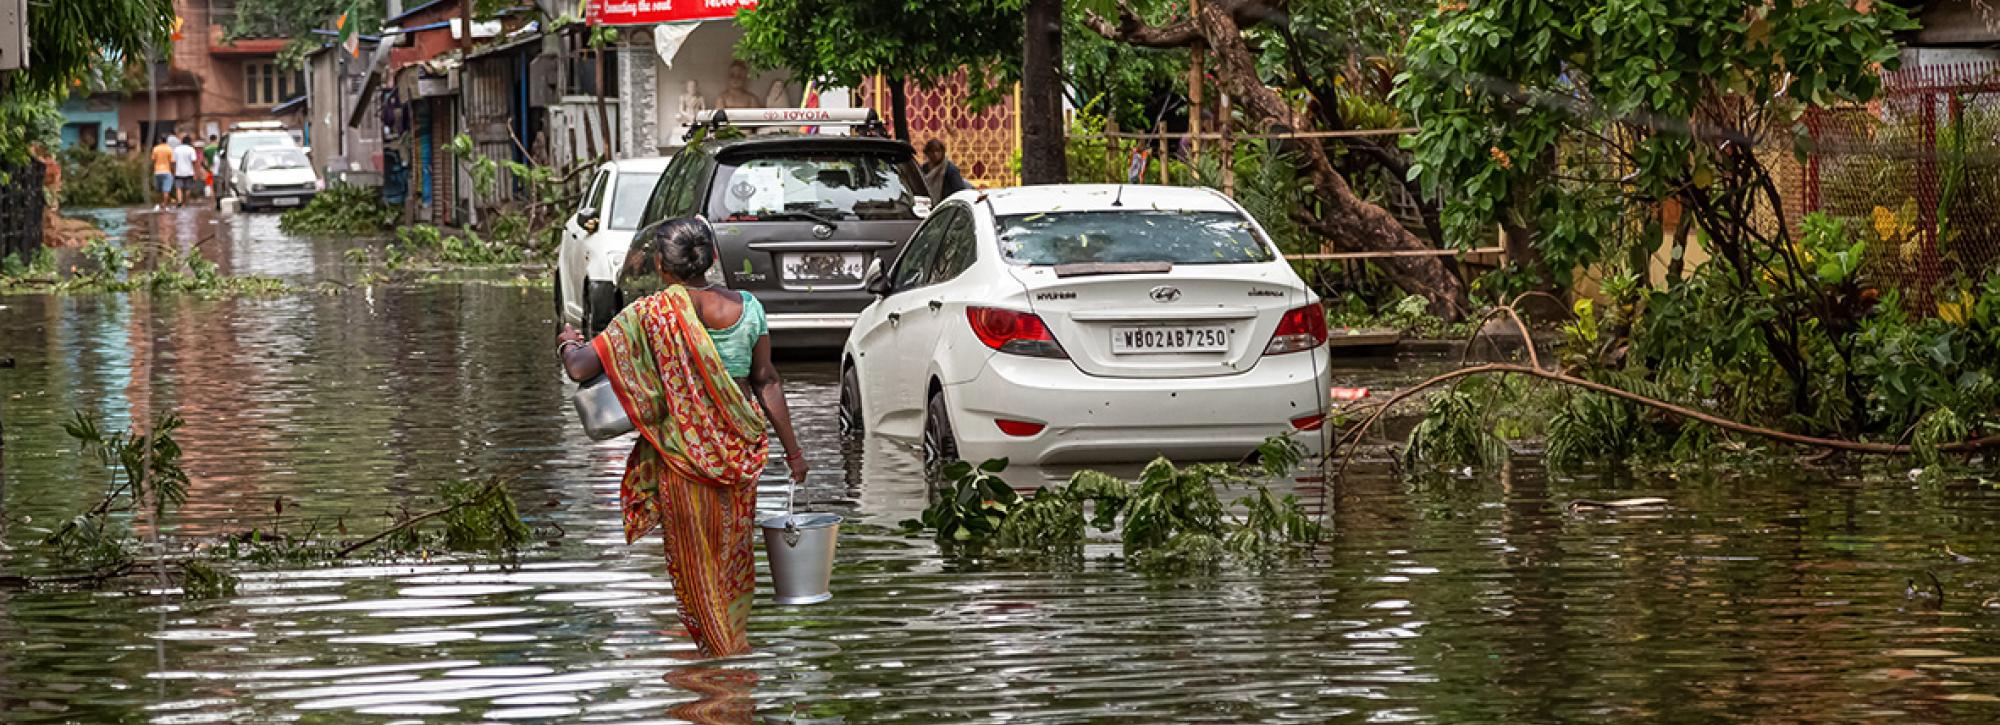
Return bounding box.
[707,291,768,379]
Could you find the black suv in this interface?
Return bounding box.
[622,129,929,349]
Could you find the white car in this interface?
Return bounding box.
[556,157,670,334]
[839,184,1333,467]
[232,147,322,212]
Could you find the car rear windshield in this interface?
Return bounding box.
[609,171,662,230]
[996,210,1274,266]
[709,152,922,222]
[246,149,310,171]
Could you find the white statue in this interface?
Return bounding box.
[677,79,707,125]
[764,80,791,108]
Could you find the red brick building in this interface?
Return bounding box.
[79,0,306,146]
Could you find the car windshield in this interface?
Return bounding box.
[246,149,310,171]
[995,210,1274,266]
[608,171,662,230]
[709,152,921,222]
[232,133,292,160]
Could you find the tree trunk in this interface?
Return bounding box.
[1187,2,1471,318]
[888,76,911,142]
[1020,0,1068,184]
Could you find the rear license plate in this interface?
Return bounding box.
[1110,326,1229,354]
[273,197,301,207]
[781,252,865,285]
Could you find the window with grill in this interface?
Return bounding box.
[243,61,305,107]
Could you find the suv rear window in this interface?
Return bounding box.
[996,210,1274,266]
[709,152,922,222]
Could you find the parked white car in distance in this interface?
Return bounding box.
[839,184,1332,467]
[556,157,670,334]
[232,147,322,212]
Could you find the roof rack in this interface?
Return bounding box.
[683,107,889,142]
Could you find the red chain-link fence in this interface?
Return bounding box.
[1798,61,2000,313]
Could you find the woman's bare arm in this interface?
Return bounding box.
[749,335,808,483]
[558,324,603,382]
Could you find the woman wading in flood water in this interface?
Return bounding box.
[557,217,808,657]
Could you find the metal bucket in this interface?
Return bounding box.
[572,374,634,441]
[760,513,842,605]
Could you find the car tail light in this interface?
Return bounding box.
[995,418,1046,437]
[1290,413,1325,431]
[1265,303,1329,355]
[967,307,1067,358]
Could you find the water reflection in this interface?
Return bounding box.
[3,209,2000,721]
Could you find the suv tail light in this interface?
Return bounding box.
[967,307,1067,358]
[1265,303,1329,355]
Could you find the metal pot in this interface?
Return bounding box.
[760,512,842,605]
[572,374,634,440]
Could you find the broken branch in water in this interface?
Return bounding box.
[334,479,513,558]
[1331,302,2000,480]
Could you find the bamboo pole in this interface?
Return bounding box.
[1083,128,1415,141]
[1219,90,1234,196]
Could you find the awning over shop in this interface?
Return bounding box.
[586,0,758,27]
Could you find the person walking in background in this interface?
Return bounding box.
[203,134,221,198]
[151,136,175,210]
[172,134,201,208]
[921,139,971,201]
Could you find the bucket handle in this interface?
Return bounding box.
[782,448,801,547]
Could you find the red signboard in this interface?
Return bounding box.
[587,0,758,26]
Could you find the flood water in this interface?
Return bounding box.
[5,208,2000,722]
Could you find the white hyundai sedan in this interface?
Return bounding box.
[840,184,1332,466]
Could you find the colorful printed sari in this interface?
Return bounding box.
[594,286,770,657]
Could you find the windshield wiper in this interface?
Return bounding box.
[763,209,842,229]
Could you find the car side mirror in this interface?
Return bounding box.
[863,258,890,297]
[577,207,600,232]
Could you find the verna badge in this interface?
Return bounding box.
[1149,285,1182,303]
[812,223,835,240]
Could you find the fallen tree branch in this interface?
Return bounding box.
[334,480,508,558]
[1331,301,2000,480]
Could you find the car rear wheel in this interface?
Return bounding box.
[922,387,959,469]
[838,363,863,437]
[553,267,566,331]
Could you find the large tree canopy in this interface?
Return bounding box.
[1398,0,1912,408]
[1087,0,1474,317]
[737,0,1024,140]
[3,0,175,165]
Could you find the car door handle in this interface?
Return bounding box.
[928,300,943,312]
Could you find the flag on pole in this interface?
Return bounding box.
[800,81,821,134]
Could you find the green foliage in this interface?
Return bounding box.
[363,223,527,271]
[4,0,173,164]
[32,409,538,592]
[446,134,575,255]
[3,239,292,296]
[437,480,534,553]
[737,0,1023,107]
[1403,388,1508,471]
[280,184,396,235]
[905,437,1322,571]
[180,560,241,600]
[1324,292,1472,338]
[908,459,1022,547]
[58,147,149,207]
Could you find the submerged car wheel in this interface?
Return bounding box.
[552,268,566,331]
[922,387,959,469]
[838,363,863,437]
